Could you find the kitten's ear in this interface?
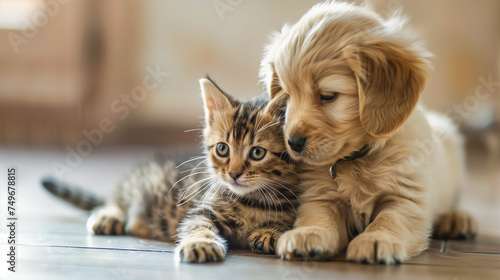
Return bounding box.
[200,78,234,121]
[264,91,287,119]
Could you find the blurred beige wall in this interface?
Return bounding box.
[1,0,499,145]
[133,0,500,130]
[133,0,324,129]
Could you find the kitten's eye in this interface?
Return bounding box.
[320,92,338,102]
[249,147,266,161]
[216,143,230,157]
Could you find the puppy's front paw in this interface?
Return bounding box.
[433,210,478,240]
[248,228,281,254]
[277,226,338,261]
[176,239,226,263]
[346,232,407,265]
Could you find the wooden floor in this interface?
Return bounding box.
[1,146,499,280]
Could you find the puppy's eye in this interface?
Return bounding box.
[216,143,230,157]
[320,92,338,102]
[249,147,267,161]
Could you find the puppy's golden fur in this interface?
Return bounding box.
[260,1,477,264]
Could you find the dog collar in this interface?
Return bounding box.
[329,144,371,179]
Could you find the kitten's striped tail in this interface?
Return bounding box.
[41,177,105,211]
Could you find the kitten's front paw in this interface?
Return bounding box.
[176,239,226,263]
[248,228,281,254]
[87,207,125,235]
[277,226,338,261]
[434,210,478,240]
[346,231,407,265]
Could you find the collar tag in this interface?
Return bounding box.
[329,163,338,179]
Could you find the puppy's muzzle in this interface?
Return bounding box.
[288,136,307,153]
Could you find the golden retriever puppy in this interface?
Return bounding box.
[260,1,477,264]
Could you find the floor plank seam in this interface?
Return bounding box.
[401,262,500,269]
[18,244,176,253]
[445,251,500,255]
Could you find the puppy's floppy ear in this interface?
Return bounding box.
[344,38,430,138]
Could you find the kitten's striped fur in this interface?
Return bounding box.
[41,77,304,263]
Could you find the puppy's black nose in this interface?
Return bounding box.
[288,136,306,153]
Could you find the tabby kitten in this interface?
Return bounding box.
[41,77,304,263]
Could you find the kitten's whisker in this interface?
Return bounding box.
[261,187,274,221]
[260,184,280,222]
[261,179,299,214]
[177,176,214,199]
[180,158,209,184]
[184,128,203,133]
[259,183,277,208]
[200,179,222,206]
[179,171,212,176]
[170,169,211,193]
[184,158,210,180]
[262,178,301,203]
[218,181,228,201]
[256,188,270,220]
[178,181,212,203]
[264,184,284,222]
[176,156,206,168]
[178,177,216,206]
[255,121,280,135]
[201,180,224,212]
[206,178,222,198]
[179,168,211,174]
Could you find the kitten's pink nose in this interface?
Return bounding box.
[229,171,242,181]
